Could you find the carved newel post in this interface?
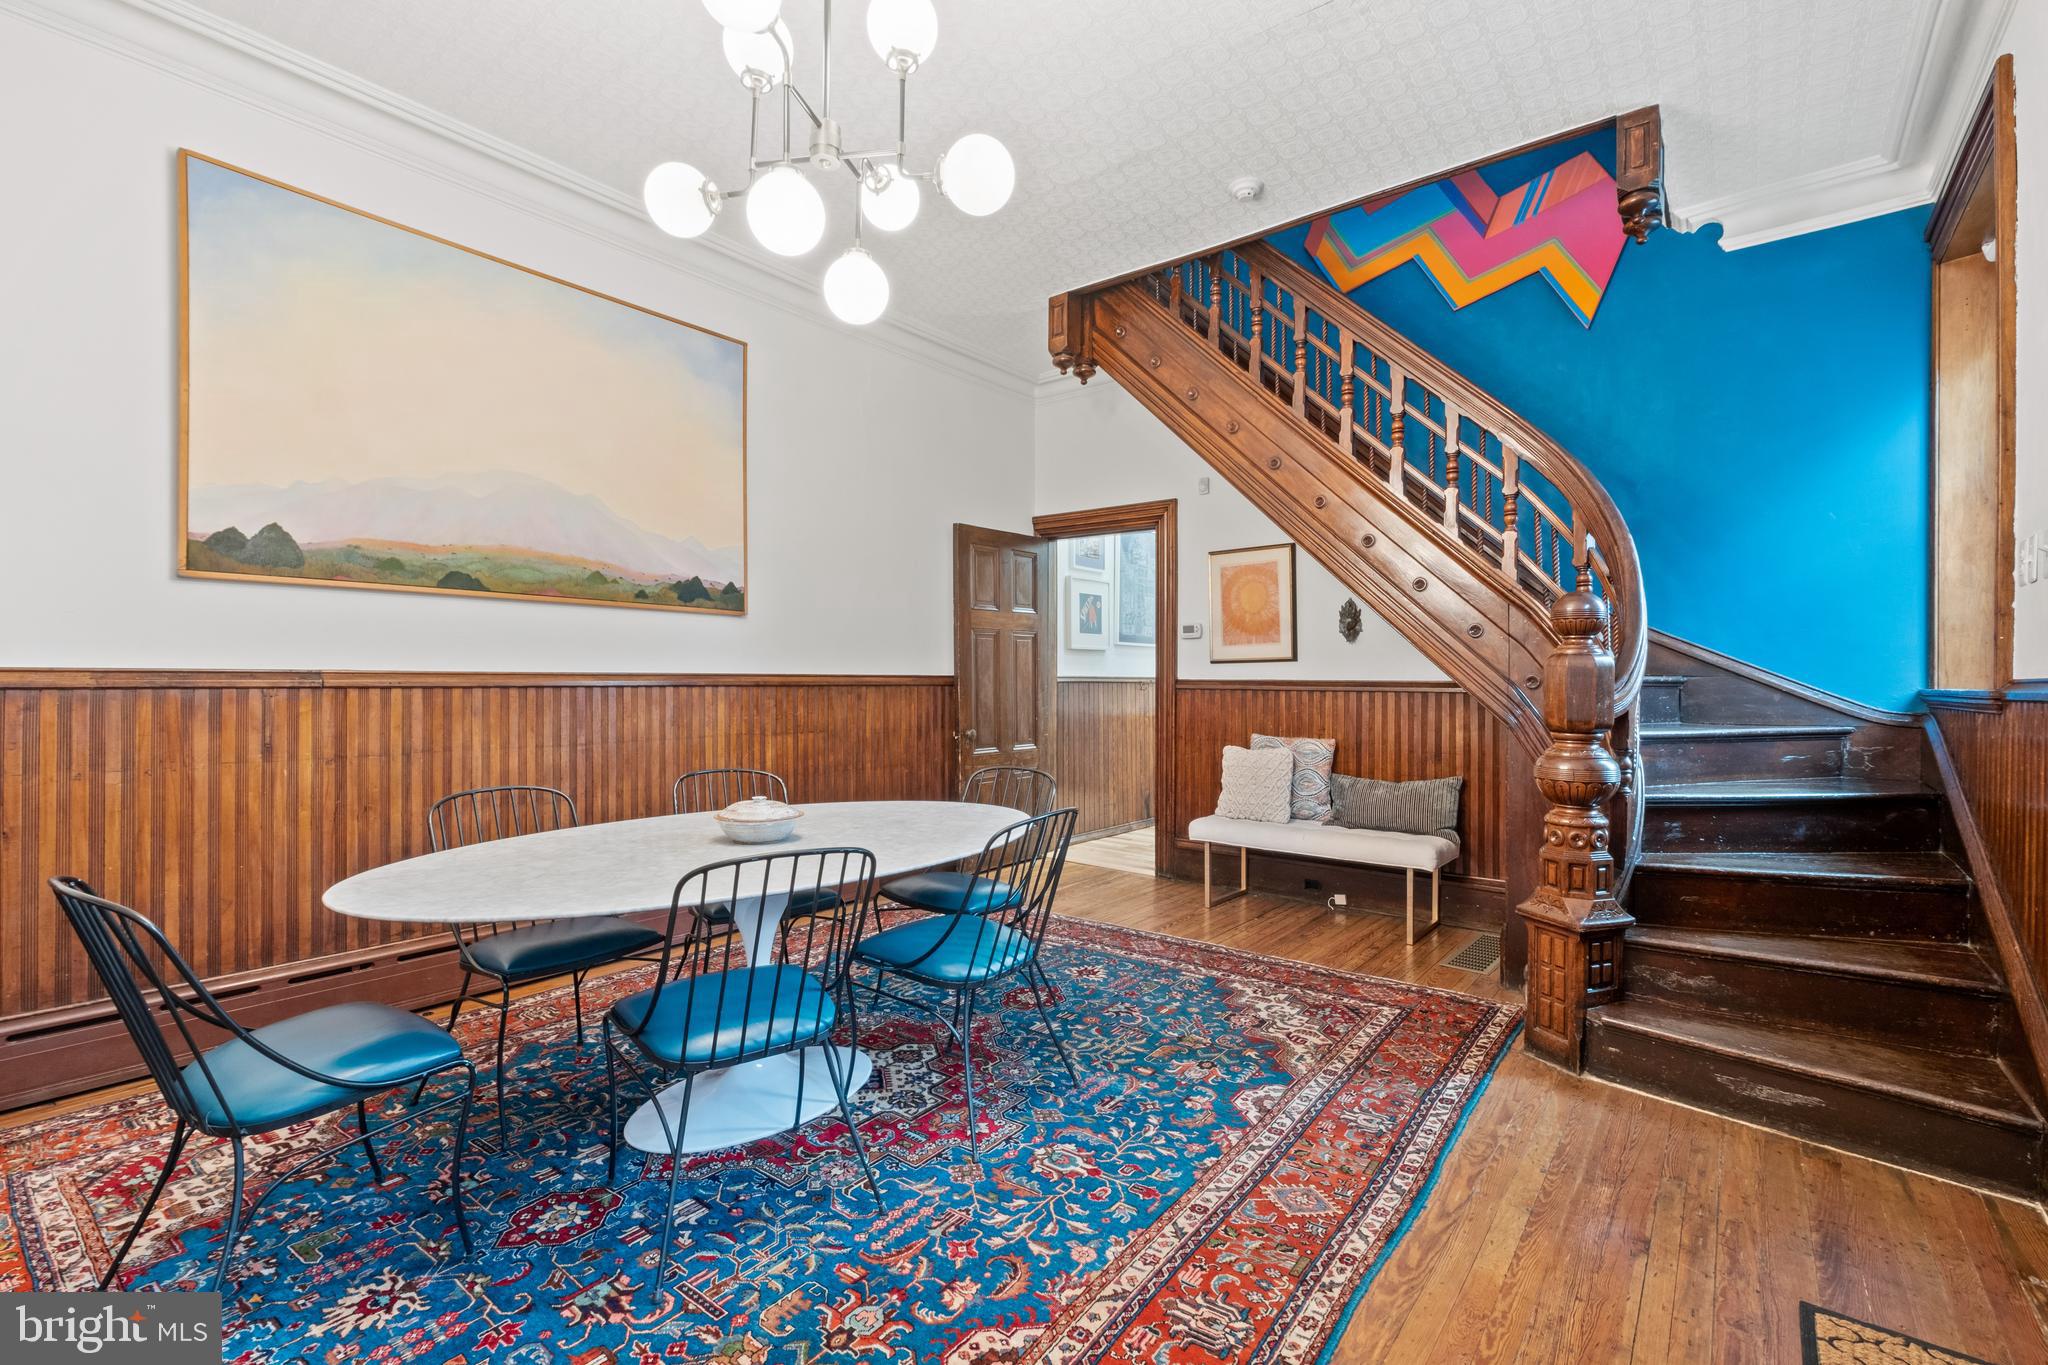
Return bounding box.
[1517,589,1634,1071]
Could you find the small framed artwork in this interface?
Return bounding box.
[1209,543,1297,663]
[1116,533,1156,646]
[1066,574,1110,651]
[1067,535,1108,574]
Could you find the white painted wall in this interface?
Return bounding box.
[0,4,1034,674]
[1055,531,1157,678]
[1033,380,1447,682]
[2002,6,2048,679]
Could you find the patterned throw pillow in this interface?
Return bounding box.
[1216,745,1295,823]
[1330,774,1463,841]
[1252,734,1337,823]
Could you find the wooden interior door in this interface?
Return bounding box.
[953,524,1056,793]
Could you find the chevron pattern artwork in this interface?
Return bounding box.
[1303,150,1629,327]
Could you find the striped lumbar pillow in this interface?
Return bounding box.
[1330,774,1463,843]
[1252,734,1337,823]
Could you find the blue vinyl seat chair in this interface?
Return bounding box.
[601,846,881,1281]
[424,785,666,1143]
[879,767,1058,916]
[49,877,477,1294]
[673,768,841,939]
[856,808,1080,1154]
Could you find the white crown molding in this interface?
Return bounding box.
[1,0,1041,395]
[1668,0,2016,249]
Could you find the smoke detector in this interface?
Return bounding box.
[1229,176,1265,203]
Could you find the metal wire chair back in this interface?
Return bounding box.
[960,766,1058,816]
[673,767,788,815]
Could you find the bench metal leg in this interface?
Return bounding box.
[1404,866,1444,946]
[1202,843,1247,909]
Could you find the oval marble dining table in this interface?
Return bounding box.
[323,800,1023,1155]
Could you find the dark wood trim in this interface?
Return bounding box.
[1052,113,1650,301]
[1923,714,2048,1131]
[1924,688,2008,713]
[1034,500,1178,877]
[1649,629,1920,727]
[1057,675,1156,684]
[0,669,952,691]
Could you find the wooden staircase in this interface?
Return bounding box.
[1047,209,2046,1193]
[1586,639,2045,1192]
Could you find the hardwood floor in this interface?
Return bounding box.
[1066,824,1156,875]
[11,858,2048,1362]
[1056,861,2048,1365]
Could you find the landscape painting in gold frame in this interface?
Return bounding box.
[178,150,747,614]
[1209,543,1297,662]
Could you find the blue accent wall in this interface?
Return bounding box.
[1270,183,1933,713]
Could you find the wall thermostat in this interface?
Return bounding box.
[1180,623,1204,639]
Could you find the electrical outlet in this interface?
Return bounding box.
[1330,893,1347,907]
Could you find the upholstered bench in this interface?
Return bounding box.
[1186,814,1457,944]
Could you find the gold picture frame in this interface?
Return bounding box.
[178,150,749,615]
[1208,543,1297,663]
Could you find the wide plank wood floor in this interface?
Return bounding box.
[1057,861,2048,1365]
[11,859,2048,1362]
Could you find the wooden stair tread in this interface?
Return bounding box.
[1634,850,1969,889]
[1589,1000,2042,1132]
[1645,777,1933,804]
[1625,925,2001,993]
[1640,723,1857,740]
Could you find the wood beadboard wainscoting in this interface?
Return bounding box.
[1053,677,1156,838]
[1931,694,2048,1020]
[0,670,954,1109]
[1166,680,1510,925]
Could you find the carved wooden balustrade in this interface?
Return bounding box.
[1051,229,1649,1033]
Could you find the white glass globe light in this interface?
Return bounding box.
[643,162,720,239]
[745,166,826,256]
[937,133,1014,217]
[723,19,793,87]
[867,0,938,72]
[823,247,890,325]
[703,0,779,32]
[859,164,922,232]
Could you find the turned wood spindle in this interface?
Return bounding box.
[1442,401,1462,534]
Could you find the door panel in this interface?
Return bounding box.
[954,524,1056,791]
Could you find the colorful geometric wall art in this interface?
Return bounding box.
[1302,150,1629,327]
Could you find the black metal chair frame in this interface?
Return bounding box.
[862,808,1081,1154]
[423,785,668,1144]
[672,766,789,816]
[958,766,1059,816]
[601,846,881,1282]
[49,877,476,1294]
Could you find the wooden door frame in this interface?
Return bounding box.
[1034,500,1177,875]
[1927,53,2019,691]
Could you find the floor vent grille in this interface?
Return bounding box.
[1443,933,1501,973]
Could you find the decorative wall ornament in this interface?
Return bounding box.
[1208,544,1297,663]
[180,152,747,614]
[1302,149,1629,327]
[1065,574,1110,651]
[1337,597,1363,643]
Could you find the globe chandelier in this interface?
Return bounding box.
[643,0,1015,326]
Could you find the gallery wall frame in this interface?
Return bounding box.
[1116,532,1158,647]
[1066,574,1111,651]
[177,150,749,615]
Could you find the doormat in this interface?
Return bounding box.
[1801,1302,1995,1364]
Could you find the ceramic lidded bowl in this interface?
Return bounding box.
[713,794,804,843]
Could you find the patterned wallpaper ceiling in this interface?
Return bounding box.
[182,0,1965,378]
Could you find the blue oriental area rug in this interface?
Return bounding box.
[0,919,1518,1363]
